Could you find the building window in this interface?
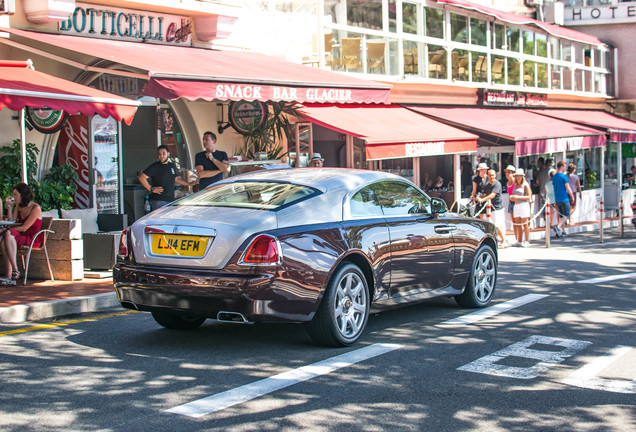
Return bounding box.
[452,49,469,81]
[402,2,418,35]
[522,30,534,55]
[507,57,520,86]
[425,7,444,39]
[470,17,487,46]
[548,37,560,59]
[347,0,382,30]
[507,27,520,52]
[450,13,468,43]
[524,61,535,87]
[551,65,563,90]
[493,23,505,50]
[429,45,447,79]
[536,33,547,57]
[562,40,572,61]
[472,53,488,82]
[492,54,506,84]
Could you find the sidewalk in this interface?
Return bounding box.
[1,222,634,325]
[0,277,118,324]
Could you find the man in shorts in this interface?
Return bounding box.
[552,160,574,238]
[477,169,508,247]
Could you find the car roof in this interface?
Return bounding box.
[217,168,403,192]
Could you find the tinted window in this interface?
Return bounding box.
[174,182,317,210]
[350,186,383,218]
[372,181,431,216]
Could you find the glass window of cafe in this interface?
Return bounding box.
[321,1,611,96]
[517,148,603,191]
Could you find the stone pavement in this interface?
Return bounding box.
[0,277,118,324]
[0,222,633,325]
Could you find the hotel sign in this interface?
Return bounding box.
[565,5,636,25]
[59,2,191,45]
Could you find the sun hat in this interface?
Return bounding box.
[477,162,488,170]
[310,153,324,161]
[505,165,516,172]
[514,168,525,176]
[548,168,557,175]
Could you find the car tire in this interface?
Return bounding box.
[455,244,497,308]
[151,310,206,330]
[306,263,370,347]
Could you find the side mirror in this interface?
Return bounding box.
[431,197,448,214]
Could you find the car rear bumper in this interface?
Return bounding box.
[113,263,322,322]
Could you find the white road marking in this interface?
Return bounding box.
[165,294,547,417]
[578,272,636,284]
[165,342,402,418]
[439,294,549,326]
[561,345,636,394]
[458,335,592,379]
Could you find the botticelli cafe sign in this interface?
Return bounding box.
[59,2,192,45]
[479,90,548,107]
[228,100,269,135]
[26,108,69,134]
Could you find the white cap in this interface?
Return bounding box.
[477,162,488,170]
[310,153,323,161]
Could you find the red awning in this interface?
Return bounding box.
[408,106,606,156]
[528,109,636,143]
[436,0,603,46]
[1,28,391,105]
[0,62,139,124]
[298,104,478,160]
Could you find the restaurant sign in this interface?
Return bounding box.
[479,90,548,107]
[59,2,191,45]
[366,140,478,160]
[26,107,68,134]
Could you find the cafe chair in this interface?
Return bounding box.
[341,37,362,72]
[17,216,55,285]
[366,40,386,74]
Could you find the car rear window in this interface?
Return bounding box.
[173,181,317,210]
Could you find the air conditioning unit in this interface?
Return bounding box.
[545,2,565,26]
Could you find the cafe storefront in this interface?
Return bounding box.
[0,1,391,221]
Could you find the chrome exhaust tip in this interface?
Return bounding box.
[121,301,139,311]
[217,311,253,324]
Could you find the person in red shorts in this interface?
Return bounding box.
[0,183,42,283]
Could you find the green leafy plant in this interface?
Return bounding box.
[0,139,78,212]
[239,102,299,161]
[35,164,78,211]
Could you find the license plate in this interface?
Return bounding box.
[151,234,209,257]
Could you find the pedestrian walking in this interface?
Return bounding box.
[510,168,533,247]
[504,165,519,244]
[567,163,582,219]
[552,161,575,238]
[195,131,230,189]
[138,145,196,211]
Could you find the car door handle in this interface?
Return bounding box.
[434,225,457,234]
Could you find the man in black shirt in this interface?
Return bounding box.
[138,145,196,211]
[477,169,508,247]
[195,131,230,189]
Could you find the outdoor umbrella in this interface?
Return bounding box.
[0,59,139,183]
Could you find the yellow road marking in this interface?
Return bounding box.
[0,310,137,337]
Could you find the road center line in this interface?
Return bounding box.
[577,272,636,284]
[439,294,549,326]
[165,342,403,418]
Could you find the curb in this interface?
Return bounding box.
[0,293,119,324]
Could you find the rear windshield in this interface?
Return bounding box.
[173,181,318,210]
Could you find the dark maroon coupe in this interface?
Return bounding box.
[114,168,498,346]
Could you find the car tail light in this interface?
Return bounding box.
[118,228,128,257]
[241,235,281,264]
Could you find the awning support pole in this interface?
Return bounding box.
[19,108,27,184]
[454,154,461,209]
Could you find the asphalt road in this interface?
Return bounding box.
[1,230,635,431]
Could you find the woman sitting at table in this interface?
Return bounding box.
[0,183,42,282]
